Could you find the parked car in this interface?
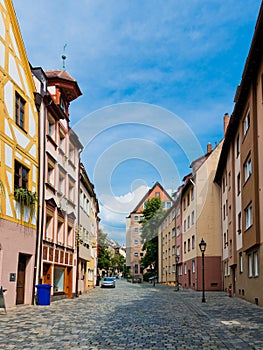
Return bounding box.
[101,277,116,288]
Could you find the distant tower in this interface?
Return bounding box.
[62,44,67,69]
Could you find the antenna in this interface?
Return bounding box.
[62,44,67,69]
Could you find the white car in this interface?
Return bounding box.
[101,277,116,288]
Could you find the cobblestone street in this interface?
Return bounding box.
[1,280,263,349]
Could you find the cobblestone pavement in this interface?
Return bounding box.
[1,280,263,349]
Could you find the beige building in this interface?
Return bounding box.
[159,143,223,291]
[78,163,99,293]
[215,2,263,305]
[126,182,172,280]
[158,188,182,285]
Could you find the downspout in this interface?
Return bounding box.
[32,90,46,304]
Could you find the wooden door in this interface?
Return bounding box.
[16,254,27,305]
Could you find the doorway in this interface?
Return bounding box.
[16,254,28,305]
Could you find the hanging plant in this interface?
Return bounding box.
[14,187,38,216]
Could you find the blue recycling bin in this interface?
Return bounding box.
[35,284,52,306]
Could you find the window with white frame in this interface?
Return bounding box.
[239,252,243,273]
[184,263,187,275]
[172,228,176,237]
[244,156,252,182]
[47,159,54,187]
[245,202,253,230]
[248,254,253,277]
[254,252,259,277]
[177,226,181,236]
[243,110,250,136]
[192,260,195,273]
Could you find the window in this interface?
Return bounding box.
[155,192,160,197]
[67,225,73,247]
[223,204,226,220]
[177,226,181,236]
[248,254,253,278]
[134,215,138,221]
[184,241,186,254]
[69,180,75,202]
[134,240,138,245]
[134,252,138,257]
[192,260,195,273]
[254,252,259,277]
[47,157,55,186]
[172,228,176,237]
[177,208,180,216]
[184,263,187,275]
[244,156,252,182]
[191,211,194,225]
[192,235,195,249]
[134,264,138,274]
[15,92,26,129]
[46,213,53,240]
[166,201,171,209]
[243,110,250,136]
[239,253,243,273]
[187,193,190,206]
[183,219,186,232]
[237,173,241,195]
[14,160,29,189]
[134,228,138,233]
[245,202,252,229]
[57,220,64,244]
[59,171,65,194]
[237,212,242,234]
[187,238,190,251]
[236,134,240,157]
[187,215,190,229]
[47,116,55,139]
[172,246,175,254]
[59,128,66,152]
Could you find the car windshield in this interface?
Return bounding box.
[104,277,114,281]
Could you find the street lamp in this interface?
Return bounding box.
[175,255,180,291]
[199,238,207,303]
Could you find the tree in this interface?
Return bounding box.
[97,230,112,272]
[140,197,166,273]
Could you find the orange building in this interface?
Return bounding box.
[126,182,172,280]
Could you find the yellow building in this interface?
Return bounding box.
[0,0,38,308]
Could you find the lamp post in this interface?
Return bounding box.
[175,255,180,291]
[199,238,207,303]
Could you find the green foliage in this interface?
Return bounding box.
[140,197,166,273]
[14,187,38,217]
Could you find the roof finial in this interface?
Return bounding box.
[62,44,67,69]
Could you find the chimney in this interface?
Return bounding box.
[207,143,212,154]
[224,113,230,135]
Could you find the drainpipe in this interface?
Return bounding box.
[32,89,46,304]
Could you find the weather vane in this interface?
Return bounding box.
[62,44,67,69]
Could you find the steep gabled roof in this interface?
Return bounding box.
[131,181,173,214]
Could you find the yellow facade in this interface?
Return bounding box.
[0,0,38,227]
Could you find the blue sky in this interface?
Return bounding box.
[13,0,261,245]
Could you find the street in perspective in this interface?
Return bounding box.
[1,280,263,350]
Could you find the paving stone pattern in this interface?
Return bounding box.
[0,280,263,349]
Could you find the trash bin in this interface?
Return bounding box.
[35,284,52,306]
